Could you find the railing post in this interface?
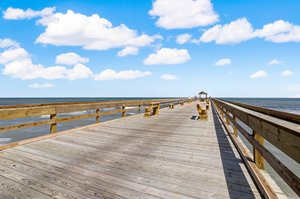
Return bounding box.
[122,106,126,117]
[226,111,230,125]
[233,116,238,137]
[253,131,265,169]
[50,112,57,133]
[96,108,100,123]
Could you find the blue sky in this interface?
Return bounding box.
[0,0,299,97]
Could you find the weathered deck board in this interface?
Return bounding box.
[0,102,261,198]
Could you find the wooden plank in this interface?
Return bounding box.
[49,113,57,133]
[253,131,265,169]
[222,99,300,124]
[0,101,262,198]
[0,107,55,120]
[0,175,53,199]
[0,120,53,132]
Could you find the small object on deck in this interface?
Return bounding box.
[197,102,208,119]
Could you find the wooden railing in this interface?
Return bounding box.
[212,98,300,198]
[0,98,190,150]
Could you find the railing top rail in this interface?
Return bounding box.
[0,98,184,110]
[219,98,300,124]
[213,98,300,136]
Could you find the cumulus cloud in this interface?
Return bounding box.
[55,52,89,65]
[255,20,300,43]
[281,70,294,76]
[176,34,192,44]
[194,18,300,44]
[149,0,218,29]
[267,59,283,65]
[94,69,152,80]
[0,38,19,48]
[143,48,190,65]
[195,18,254,44]
[35,10,161,51]
[3,7,55,20]
[29,82,54,88]
[161,74,177,80]
[117,46,139,57]
[0,39,92,80]
[250,70,267,79]
[215,58,231,66]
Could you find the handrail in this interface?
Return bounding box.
[221,99,300,124]
[0,98,191,149]
[212,98,300,198]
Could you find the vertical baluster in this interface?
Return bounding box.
[226,111,230,125]
[122,106,126,117]
[253,131,265,169]
[50,112,57,133]
[233,116,238,137]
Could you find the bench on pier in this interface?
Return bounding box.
[144,102,160,117]
[197,102,208,119]
[169,103,174,109]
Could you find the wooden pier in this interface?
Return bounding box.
[0,98,299,198]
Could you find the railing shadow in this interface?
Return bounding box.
[211,104,258,199]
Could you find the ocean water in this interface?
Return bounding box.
[222,98,300,114]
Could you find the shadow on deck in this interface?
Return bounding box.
[211,104,259,199]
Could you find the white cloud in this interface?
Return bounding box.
[55,52,89,65]
[36,10,161,51]
[29,82,54,88]
[0,47,29,64]
[3,7,55,20]
[215,58,231,66]
[143,48,190,65]
[117,46,139,57]
[281,70,294,77]
[176,34,192,44]
[149,0,218,29]
[250,70,267,79]
[255,20,300,43]
[0,39,92,80]
[94,69,152,80]
[194,18,300,45]
[267,59,283,65]
[196,18,254,44]
[0,38,19,48]
[161,74,177,80]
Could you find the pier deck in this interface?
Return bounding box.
[0,102,261,198]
